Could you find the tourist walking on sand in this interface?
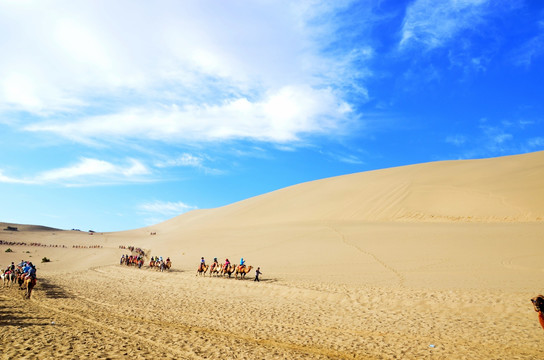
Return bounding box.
[254,267,262,282]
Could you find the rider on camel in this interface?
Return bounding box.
[199,257,206,271]
[224,258,230,270]
[239,257,246,270]
[26,264,36,280]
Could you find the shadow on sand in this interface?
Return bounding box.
[38,277,75,299]
[0,297,50,327]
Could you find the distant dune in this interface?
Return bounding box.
[0,222,62,232]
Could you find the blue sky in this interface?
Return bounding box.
[0,0,543,231]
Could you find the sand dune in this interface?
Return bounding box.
[1,151,544,359]
[148,151,544,230]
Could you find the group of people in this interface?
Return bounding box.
[119,254,172,272]
[149,256,172,271]
[0,240,101,248]
[199,257,262,281]
[0,240,67,247]
[119,245,146,257]
[120,254,145,268]
[2,260,37,285]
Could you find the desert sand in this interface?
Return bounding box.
[1,151,544,359]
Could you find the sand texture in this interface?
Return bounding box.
[1,151,544,359]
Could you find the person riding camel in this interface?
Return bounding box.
[224,258,230,270]
[199,257,206,271]
[239,257,246,270]
[26,264,36,280]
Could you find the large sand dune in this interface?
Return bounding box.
[1,151,544,359]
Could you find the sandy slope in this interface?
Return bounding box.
[1,151,544,359]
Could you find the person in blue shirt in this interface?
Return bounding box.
[239,258,246,270]
[26,264,36,279]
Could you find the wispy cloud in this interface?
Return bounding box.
[0,157,151,186]
[41,158,149,181]
[0,170,34,184]
[400,0,492,50]
[446,134,467,146]
[527,137,544,149]
[512,23,544,67]
[138,200,197,216]
[155,153,204,168]
[24,85,352,144]
[155,153,223,175]
[447,117,543,159]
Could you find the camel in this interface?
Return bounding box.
[221,264,236,278]
[531,295,544,330]
[1,270,15,287]
[23,277,36,299]
[0,271,6,287]
[196,264,209,276]
[209,262,220,277]
[235,265,253,279]
[17,270,26,290]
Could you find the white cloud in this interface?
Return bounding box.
[400,0,491,49]
[0,157,151,185]
[41,158,149,181]
[24,85,352,144]
[138,200,197,216]
[0,0,361,139]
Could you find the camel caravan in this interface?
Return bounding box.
[119,253,172,272]
[197,257,254,279]
[1,260,37,299]
[148,256,171,272]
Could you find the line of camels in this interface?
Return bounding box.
[1,268,36,299]
[197,262,253,279]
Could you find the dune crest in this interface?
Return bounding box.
[158,151,544,231]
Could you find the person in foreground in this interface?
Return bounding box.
[531,295,544,330]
